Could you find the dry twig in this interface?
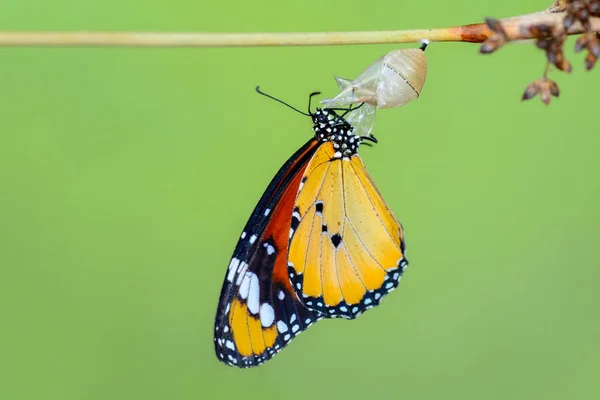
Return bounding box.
[480,0,600,104]
[0,1,597,104]
[0,11,598,48]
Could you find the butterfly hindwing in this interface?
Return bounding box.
[287,142,408,319]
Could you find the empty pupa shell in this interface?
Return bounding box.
[322,48,427,109]
[335,77,377,137]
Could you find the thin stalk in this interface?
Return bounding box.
[0,12,597,48]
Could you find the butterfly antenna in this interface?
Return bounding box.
[420,40,429,51]
[255,86,311,116]
[307,91,321,114]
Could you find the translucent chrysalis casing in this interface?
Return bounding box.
[322,46,428,109]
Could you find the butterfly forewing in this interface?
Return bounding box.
[287,142,408,319]
[214,139,323,368]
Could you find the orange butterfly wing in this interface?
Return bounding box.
[287,142,408,319]
[214,139,323,368]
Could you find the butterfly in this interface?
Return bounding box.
[213,87,408,368]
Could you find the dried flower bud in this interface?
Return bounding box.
[480,36,505,54]
[522,82,541,100]
[528,24,555,40]
[564,0,600,32]
[521,78,560,105]
[548,79,560,97]
[550,51,573,72]
[527,24,571,72]
[575,36,586,52]
[575,32,600,56]
[485,17,505,33]
[585,51,598,69]
[574,31,600,70]
[563,13,577,30]
[480,17,508,54]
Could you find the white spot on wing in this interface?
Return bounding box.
[241,232,246,239]
[239,271,252,300]
[226,258,240,282]
[249,234,257,244]
[235,262,249,285]
[259,303,275,327]
[277,321,288,333]
[278,290,285,300]
[264,208,271,217]
[237,261,246,272]
[247,273,260,314]
[225,340,235,350]
[266,245,275,255]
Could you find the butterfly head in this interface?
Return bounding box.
[254,87,376,160]
[311,108,370,159]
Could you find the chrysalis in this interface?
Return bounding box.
[322,43,428,136]
[323,43,428,109]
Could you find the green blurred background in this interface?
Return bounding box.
[1,0,599,399]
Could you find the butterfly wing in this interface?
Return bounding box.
[214,139,324,368]
[287,142,408,319]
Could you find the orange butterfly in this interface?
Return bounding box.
[214,87,408,368]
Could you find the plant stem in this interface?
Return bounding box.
[0,12,597,48]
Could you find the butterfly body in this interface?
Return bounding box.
[214,101,407,368]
